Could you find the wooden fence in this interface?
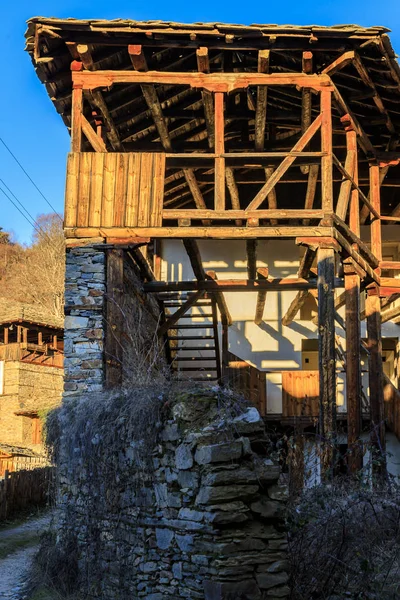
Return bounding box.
[225,352,267,416]
[0,467,54,521]
[0,455,49,477]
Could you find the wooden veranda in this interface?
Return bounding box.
[26,18,400,475]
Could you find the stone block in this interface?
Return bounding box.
[250,499,283,519]
[256,572,289,590]
[196,484,259,505]
[175,444,193,470]
[203,580,261,600]
[155,528,174,550]
[194,441,243,465]
[64,316,89,329]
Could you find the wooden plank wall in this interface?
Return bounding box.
[0,467,54,521]
[282,370,319,417]
[226,352,267,416]
[384,373,400,440]
[65,152,166,229]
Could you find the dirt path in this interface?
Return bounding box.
[0,514,51,600]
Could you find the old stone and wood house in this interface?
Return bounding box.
[24,18,400,598]
[0,299,63,466]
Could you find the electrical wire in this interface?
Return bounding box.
[0,136,63,221]
[0,179,48,239]
[0,183,48,241]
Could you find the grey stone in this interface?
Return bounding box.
[175,444,193,470]
[203,580,261,600]
[256,572,289,590]
[266,585,290,598]
[178,508,204,522]
[268,484,289,501]
[161,423,181,442]
[196,484,259,505]
[194,441,243,465]
[155,528,174,550]
[177,470,199,489]
[172,561,183,580]
[64,316,89,329]
[265,560,290,573]
[202,467,260,487]
[176,533,194,552]
[250,498,283,519]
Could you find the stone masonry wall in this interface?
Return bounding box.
[64,245,106,398]
[53,389,289,600]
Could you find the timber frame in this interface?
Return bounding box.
[26,18,400,477]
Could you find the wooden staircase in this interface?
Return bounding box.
[160,293,222,383]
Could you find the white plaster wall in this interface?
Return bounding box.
[162,232,400,414]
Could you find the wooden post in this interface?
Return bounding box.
[71,85,83,152]
[22,328,28,344]
[3,327,8,345]
[105,249,124,388]
[366,291,387,479]
[153,239,162,280]
[345,269,362,473]
[38,331,43,346]
[214,92,225,211]
[17,326,22,344]
[53,335,58,349]
[370,164,382,264]
[289,426,305,497]
[221,314,229,384]
[320,89,333,212]
[317,246,337,478]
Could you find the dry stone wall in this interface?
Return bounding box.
[53,389,289,600]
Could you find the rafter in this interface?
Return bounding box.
[255,50,270,152]
[197,47,215,148]
[72,45,123,151]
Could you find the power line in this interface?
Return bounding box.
[0,178,48,239]
[0,184,44,239]
[0,136,63,222]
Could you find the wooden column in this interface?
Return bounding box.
[105,249,124,388]
[221,314,229,384]
[17,326,22,344]
[289,427,305,497]
[3,327,8,345]
[214,92,225,211]
[370,164,382,264]
[320,89,333,213]
[71,85,83,152]
[366,291,386,478]
[38,331,43,346]
[317,246,337,478]
[345,268,362,473]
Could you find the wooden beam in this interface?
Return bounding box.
[336,117,356,221]
[255,50,270,152]
[196,47,215,148]
[303,164,319,226]
[321,50,355,76]
[128,45,172,152]
[81,113,107,152]
[332,215,379,268]
[334,229,379,283]
[321,89,333,213]
[158,290,205,337]
[214,91,225,211]
[333,155,379,220]
[72,69,333,93]
[183,239,206,280]
[317,247,337,479]
[366,293,387,478]
[183,169,211,225]
[225,168,242,226]
[246,240,258,280]
[144,277,344,293]
[128,248,155,282]
[281,247,317,326]
[345,271,362,472]
[71,86,83,152]
[361,137,398,225]
[254,267,269,325]
[206,270,233,327]
[301,51,313,176]
[370,164,382,263]
[353,53,396,135]
[163,209,326,221]
[72,46,122,151]
[381,302,400,324]
[65,226,335,240]
[247,114,322,211]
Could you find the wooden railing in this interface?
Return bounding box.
[0,343,63,368]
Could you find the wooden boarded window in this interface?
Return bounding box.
[65,152,166,229]
[31,417,42,445]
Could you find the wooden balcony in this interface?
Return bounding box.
[0,343,63,369]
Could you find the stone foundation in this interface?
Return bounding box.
[53,389,289,599]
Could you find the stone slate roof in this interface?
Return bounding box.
[0,298,63,330]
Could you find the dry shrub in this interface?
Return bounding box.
[289,480,400,599]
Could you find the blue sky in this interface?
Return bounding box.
[2,0,400,243]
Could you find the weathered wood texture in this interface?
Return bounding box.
[317,247,337,479]
[282,370,319,417]
[345,273,362,472]
[0,467,54,521]
[65,152,166,229]
[226,352,267,416]
[105,249,124,388]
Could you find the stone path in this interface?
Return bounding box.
[0,514,51,600]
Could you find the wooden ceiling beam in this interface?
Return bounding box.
[246,240,258,280]
[225,168,242,226]
[144,277,343,293]
[254,267,269,325]
[353,53,396,135]
[129,45,173,152]
[197,47,215,148]
[255,49,270,152]
[321,51,355,76]
[72,44,123,151]
[182,239,206,280]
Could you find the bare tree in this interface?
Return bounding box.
[1,214,65,320]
